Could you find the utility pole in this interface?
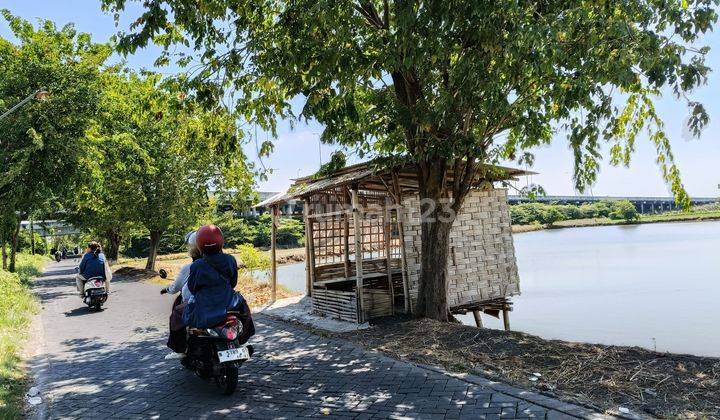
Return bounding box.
[0,88,49,121]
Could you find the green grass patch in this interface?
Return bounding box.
[0,254,47,419]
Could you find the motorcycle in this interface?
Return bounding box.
[159,269,254,395]
[82,276,108,310]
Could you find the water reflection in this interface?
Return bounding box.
[269,220,720,357]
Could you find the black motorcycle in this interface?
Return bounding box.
[159,269,254,395]
[184,311,254,394]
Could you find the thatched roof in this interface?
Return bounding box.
[255,159,535,207]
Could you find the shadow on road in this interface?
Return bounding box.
[63,307,103,317]
[30,316,472,418]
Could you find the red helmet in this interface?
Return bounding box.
[196,224,224,254]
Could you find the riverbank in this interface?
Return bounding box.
[511,209,720,234]
[0,254,47,418]
[338,315,720,418]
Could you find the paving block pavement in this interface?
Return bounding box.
[27,260,615,419]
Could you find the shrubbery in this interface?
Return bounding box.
[510,200,639,225]
[0,254,46,418]
[121,212,306,258]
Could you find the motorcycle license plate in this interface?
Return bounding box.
[217,346,249,363]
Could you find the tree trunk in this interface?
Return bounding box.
[9,219,20,273]
[105,230,121,261]
[145,230,162,271]
[1,233,7,270]
[414,157,475,321]
[415,159,453,321]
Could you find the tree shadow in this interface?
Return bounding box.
[29,316,489,419]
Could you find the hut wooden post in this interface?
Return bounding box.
[383,209,395,315]
[270,205,278,304]
[472,310,483,328]
[502,308,510,331]
[392,172,411,314]
[343,189,351,279]
[351,186,364,322]
[303,199,314,297]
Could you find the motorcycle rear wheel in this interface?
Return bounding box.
[215,365,238,395]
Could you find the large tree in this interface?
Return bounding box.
[0,11,110,271]
[80,72,253,270]
[103,0,717,320]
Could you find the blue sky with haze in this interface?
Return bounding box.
[3,0,719,197]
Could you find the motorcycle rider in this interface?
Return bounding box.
[183,225,239,329]
[162,231,201,353]
[76,241,111,297]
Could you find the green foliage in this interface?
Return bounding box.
[276,218,306,248]
[0,253,45,418]
[315,151,348,178]
[235,244,270,272]
[120,213,306,258]
[70,71,254,266]
[541,206,565,227]
[0,11,110,259]
[103,0,717,208]
[511,200,640,225]
[252,214,305,248]
[609,200,640,221]
[519,184,546,201]
[213,212,258,247]
[16,230,48,255]
[0,10,112,266]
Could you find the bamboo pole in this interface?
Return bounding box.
[303,199,314,297]
[343,188,351,279]
[351,187,364,323]
[383,210,395,315]
[472,310,483,328]
[392,171,411,314]
[502,308,510,331]
[270,205,278,304]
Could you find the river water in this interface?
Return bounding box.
[270,220,720,357]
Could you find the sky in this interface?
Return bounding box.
[2,0,720,198]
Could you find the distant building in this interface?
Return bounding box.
[242,192,303,217]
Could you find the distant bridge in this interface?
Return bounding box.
[20,220,80,237]
[507,195,718,214]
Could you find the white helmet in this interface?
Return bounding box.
[184,231,197,248]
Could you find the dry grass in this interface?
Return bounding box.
[340,317,720,419]
[114,252,299,308]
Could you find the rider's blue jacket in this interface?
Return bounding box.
[78,252,107,279]
[183,252,239,328]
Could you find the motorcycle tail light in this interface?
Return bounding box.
[93,280,103,287]
[222,326,238,340]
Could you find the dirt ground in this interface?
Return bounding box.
[339,316,720,419]
[114,261,298,308]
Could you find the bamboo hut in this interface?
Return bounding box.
[256,160,533,326]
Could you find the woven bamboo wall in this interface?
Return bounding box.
[402,188,520,308]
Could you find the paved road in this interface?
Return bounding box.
[29,260,602,419]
